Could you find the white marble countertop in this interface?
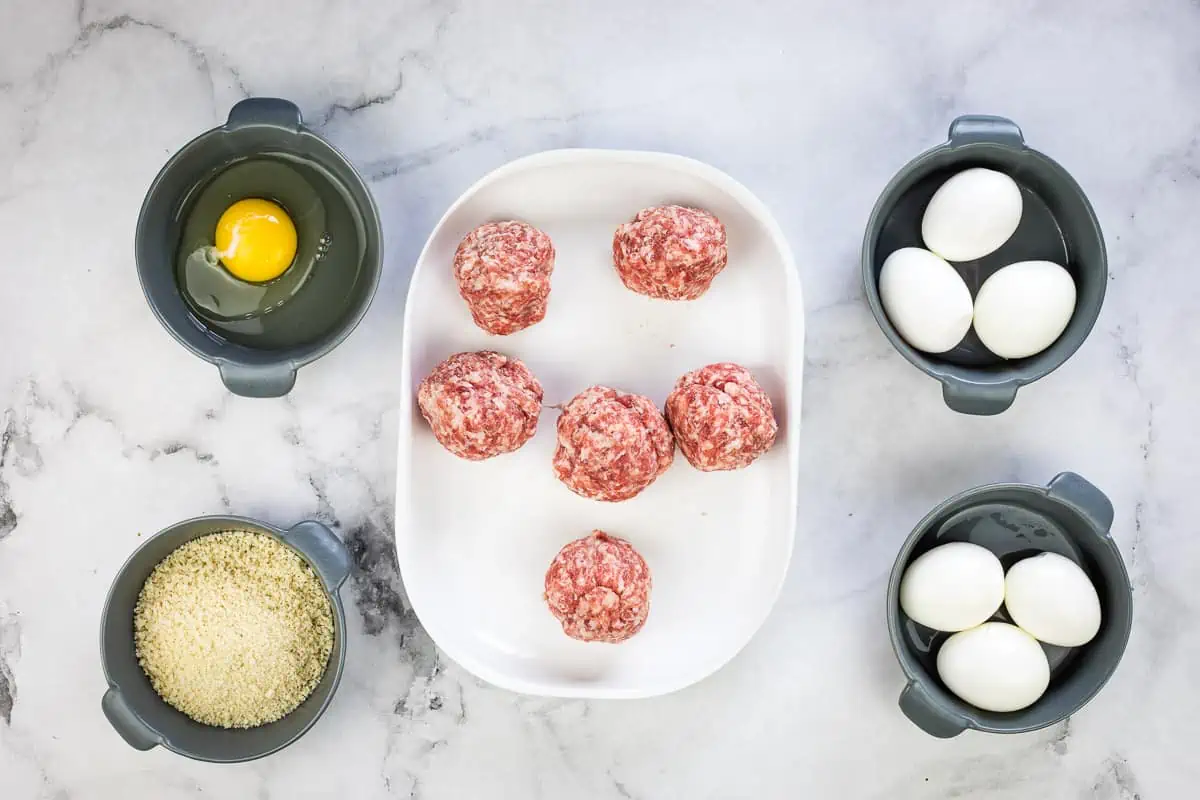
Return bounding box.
[1,0,1197,797]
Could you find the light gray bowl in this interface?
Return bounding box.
[887,472,1132,737]
[863,115,1107,415]
[100,515,351,762]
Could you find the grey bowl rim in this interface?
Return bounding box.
[885,480,1133,734]
[98,514,349,763]
[134,113,384,367]
[860,132,1108,391]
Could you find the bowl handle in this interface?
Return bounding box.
[225,97,303,132]
[284,520,352,591]
[218,361,298,398]
[948,115,1024,147]
[941,378,1018,416]
[899,681,969,738]
[101,687,161,751]
[1047,472,1114,534]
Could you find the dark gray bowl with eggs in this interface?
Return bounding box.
[862,115,1107,415]
[135,98,383,397]
[886,472,1132,738]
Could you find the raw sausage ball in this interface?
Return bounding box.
[417,351,543,460]
[612,205,728,300]
[453,221,555,335]
[665,363,778,471]
[553,386,675,501]
[544,531,652,644]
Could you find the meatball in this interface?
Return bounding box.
[553,386,674,501]
[544,531,652,644]
[453,220,555,335]
[612,205,728,300]
[665,363,778,471]
[417,351,543,460]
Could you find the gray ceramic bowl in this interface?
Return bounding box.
[100,515,351,762]
[887,472,1132,737]
[862,115,1107,415]
[136,98,383,398]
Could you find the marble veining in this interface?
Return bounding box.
[2,0,1199,797]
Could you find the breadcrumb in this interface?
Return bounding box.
[133,530,335,729]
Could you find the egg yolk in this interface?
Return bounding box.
[214,198,297,283]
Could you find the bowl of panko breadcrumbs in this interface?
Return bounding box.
[100,515,351,762]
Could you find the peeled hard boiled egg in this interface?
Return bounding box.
[921,168,1023,261]
[879,248,973,354]
[899,542,1005,632]
[1004,552,1101,647]
[973,260,1077,359]
[937,622,1051,712]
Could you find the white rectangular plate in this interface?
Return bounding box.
[397,149,803,698]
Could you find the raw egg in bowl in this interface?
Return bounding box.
[176,156,332,327]
[214,198,298,283]
[136,97,381,397]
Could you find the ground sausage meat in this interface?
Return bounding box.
[553,386,674,501]
[612,205,728,300]
[417,351,543,460]
[665,362,778,471]
[453,220,555,335]
[544,531,651,643]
